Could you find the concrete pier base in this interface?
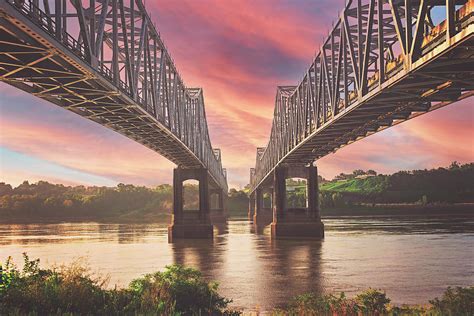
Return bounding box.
[269,164,325,239]
[253,209,273,227]
[248,210,253,221]
[271,221,324,238]
[168,223,213,242]
[210,209,227,224]
[168,167,214,242]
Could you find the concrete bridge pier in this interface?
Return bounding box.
[209,188,227,224]
[248,193,255,221]
[168,167,213,242]
[270,164,324,239]
[253,187,273,227]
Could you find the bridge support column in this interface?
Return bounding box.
[253,187,273,226]
[209,188,227,224]
[253,187,263,222]
[168,167,213,242]
[248,193,255,220]
[308,165,321,220]
[271,164,324,239]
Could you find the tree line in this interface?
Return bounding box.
[319,162,474,208]
[0,182,196,222]
[0,162,472,221]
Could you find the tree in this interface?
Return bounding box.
[367,170,377,176]
[352,169,366,177]
[0,183,12,196]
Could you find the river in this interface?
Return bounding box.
[1,215,473,312]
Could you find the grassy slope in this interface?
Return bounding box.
[320,177,387,194]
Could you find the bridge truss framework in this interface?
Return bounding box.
[0,0,228,191]
[250,0,473,193]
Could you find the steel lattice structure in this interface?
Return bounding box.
[0,0,228,191]
[250,0,473,193]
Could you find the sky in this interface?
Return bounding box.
[0,0,473,189]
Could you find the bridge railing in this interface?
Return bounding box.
[4,0,227,190]
[250,0,473,191]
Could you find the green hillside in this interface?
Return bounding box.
[321,176,388,194]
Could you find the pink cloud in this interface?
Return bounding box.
[0,108,174,186]
[317,100,474,179]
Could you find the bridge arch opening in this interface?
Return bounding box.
[285,178,308,209]
[209,189,224,211]
[183,179,199,211]
[210,192,219,210]
[263,192,272,209]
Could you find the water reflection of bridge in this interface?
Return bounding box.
[171,222,324,310]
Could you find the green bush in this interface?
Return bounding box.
[354,288,390,314]
[429,286,474,316]
[288,290,386,315]
[0,254,238,315]
[284,287,473,315]
[128,264,232,315]
[2,254,473,315]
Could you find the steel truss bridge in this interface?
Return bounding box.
[250,0,473,193]
[0,0,228,192]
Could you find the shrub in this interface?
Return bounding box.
[285,287,473,316]
[429,286,474,316]
[355,288,390,314]
[0,254,238,315]
[128,264,232,315]
[289,292,359,315]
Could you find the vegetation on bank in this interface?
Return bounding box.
[281,286,474,316]
[284,162,474,211]
[0,180,247,222]
[0,162,472,222]
[0,254,238,315]
[1,254,473,315]
[0,182,194,222]
[227,188,249,217]
[319,162,474,207]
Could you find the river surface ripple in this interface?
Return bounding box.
[1,215,473,311]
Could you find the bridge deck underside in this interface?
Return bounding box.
[257,29,473,189]
[290,35,474,163]
[0,2,225,189]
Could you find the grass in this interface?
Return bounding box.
[320,177,388,194]
[1,254,473,315]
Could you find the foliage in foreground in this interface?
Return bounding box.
[1,254,473,315]
[0,254,238,315]
[279,286,474,316]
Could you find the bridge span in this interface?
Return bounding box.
[0,0,228,240]
[249,0,474,238]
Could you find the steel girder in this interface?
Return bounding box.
[0,0,227,191]
[250,0,473,193]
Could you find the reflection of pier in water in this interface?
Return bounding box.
[170,220,324,310]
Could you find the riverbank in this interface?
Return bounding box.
[321,202,474,217]
[228,202,474,218]
[0,203,472,224]
[0,212,172,224]
[1,254,472,315]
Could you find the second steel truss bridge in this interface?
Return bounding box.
[249,0,474,238]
